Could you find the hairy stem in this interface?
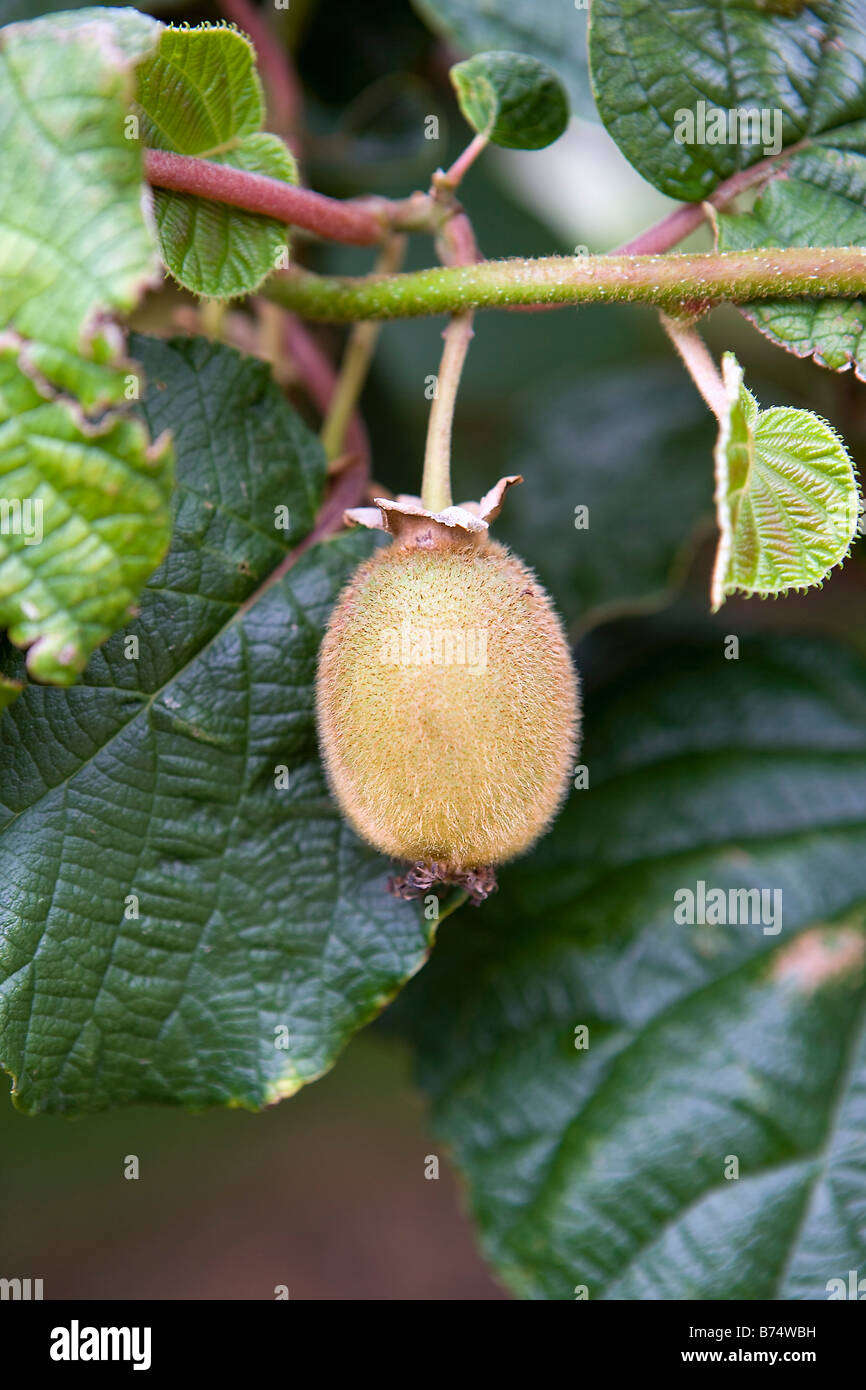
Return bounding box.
[144,140,802,257]
[263,246,866,320]
[614,143,805,255]
[145,148,396,245]
[660,314,728,421]
[421,312,474,512]
[320,236,406,465]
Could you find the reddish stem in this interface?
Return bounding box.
[438,133,489,190]
[435,207,481,267]
[144,148,388,246]
[614,146,802,256]
[616,202,708,257]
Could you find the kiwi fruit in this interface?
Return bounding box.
[316,485,579,902]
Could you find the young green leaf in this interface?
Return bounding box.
[0,7,163,407]
[0,349,174,684]
[413,0,594,119]
[711,353,858,610]
[136,24,298,298]
[397,637,866,1299]
[0,335,431,1115]
[450,51,568,150]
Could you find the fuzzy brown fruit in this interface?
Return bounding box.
[316,481,579,901]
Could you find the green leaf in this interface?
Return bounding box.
[399,637,866,1299]
[450,51,568,151]
[0,335,431,1115]
[412,0,595,120]
[711,352,858,610]
[718,129,866,378]
[0,6,162,406]
[588,0,866,201]
[136,25,298,298]
[0,348,174,683]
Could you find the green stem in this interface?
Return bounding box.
[263,246,866,321]
[421,311,474,512]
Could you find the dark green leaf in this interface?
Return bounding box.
[458,364,715,632]
[589,0,866,201]
[450,51,568,151]
[718,130,866,378]
[0,336,431,1114]
[400,638,866,1299]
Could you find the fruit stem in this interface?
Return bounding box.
[421,310,475,512]
[659,313,728,422]
[320,235,406,464]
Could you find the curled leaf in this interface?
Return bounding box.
[450,51,569,150]
[711,353,858,610]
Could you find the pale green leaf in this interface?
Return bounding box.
[711,353,858,610]
[136,25,298,298]
[0,348,174,683]
[0,6,162,407]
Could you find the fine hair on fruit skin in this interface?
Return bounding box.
[316,500,580,901]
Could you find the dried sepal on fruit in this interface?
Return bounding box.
[316,477,579,903]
